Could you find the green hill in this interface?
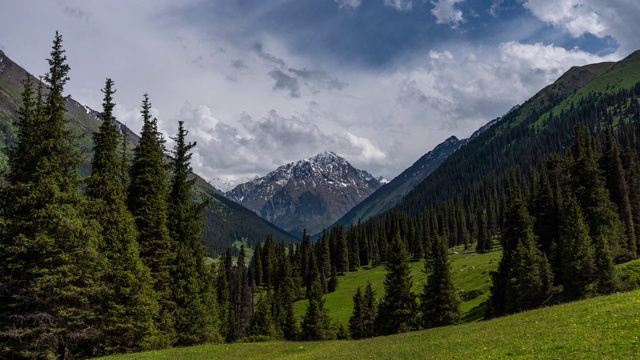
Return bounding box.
[98,286,640,359]
[0,50,298,254]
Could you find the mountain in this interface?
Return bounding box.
[332,109,511,228]
[226,151,384,237]
[392,50,640,217]
[0,49,298,254]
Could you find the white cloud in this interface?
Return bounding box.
[522,0,640,53]
[344,132,387,162]
[384,0,414,12]
[335,0,362,9]
[431,0,465,28]
[523,0,607,37]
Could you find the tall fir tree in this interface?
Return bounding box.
[559,193,597,297]
[601,130,637,260]
[301,275,332,341]
[168,121,219,345]
[0,32,105,359]
[375,233,417,335]
[419,237,460,328]
[348,282,376,339]
[128,94,176,346]
[85,78,159,353]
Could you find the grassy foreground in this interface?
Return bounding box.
[99,289,640,359]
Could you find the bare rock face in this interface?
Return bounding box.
[226,152,384,237]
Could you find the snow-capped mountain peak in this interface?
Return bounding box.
[225,151,384,237]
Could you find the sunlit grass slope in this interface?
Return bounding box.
[293,244,501,327]
[99,288,640,359]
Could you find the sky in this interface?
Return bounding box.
[1,0,639,183]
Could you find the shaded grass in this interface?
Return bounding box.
[99,289,640,359]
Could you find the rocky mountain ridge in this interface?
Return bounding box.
[226,151,384,237]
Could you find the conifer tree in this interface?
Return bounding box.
[228,246,252,341]
[85,78,159,353]
[489,196,552,316]
[348,229,360,271]
[168,121,218,345]
[301,275,332,341]
[349,282,376,339]
[362,282,377,338]
[568,126,626,262]
[250,291,276,338]
[419,237,460,328]
[375,233,417,335]
[602,130,637,260]
[349,286,365,339]
[0,32,104,359]
[128,94,176,345]
[559,194,596,297]
[328,265,339,293]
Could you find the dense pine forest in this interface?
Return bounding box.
[3,33,640,359]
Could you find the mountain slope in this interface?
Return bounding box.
[334,136,465,227]
[334,114,506,228]
[394,51,639,216]
[226,152,383,237]
[0,50,298,254]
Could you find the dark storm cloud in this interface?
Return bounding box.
[269,69,300,98]
[288,68,347,93]
[56,0,90,23]
[230,59,247,70]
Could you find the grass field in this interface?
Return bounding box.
[99,287,640,359]
[293,244,500,327]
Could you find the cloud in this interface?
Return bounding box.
[344,132,387,162]
[384,0,414,12]
[269,69,301,98]
[431,0,465,28]
[174,104,388,179]
[56,0,91,23]
[522,0,640,53]
[253,41,347,98]
[230,59,247,70]
[334,0,362,9]
[287,68,347,93]
[489,0,507,17]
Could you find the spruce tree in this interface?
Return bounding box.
[419,237,460,328]
[375,233,417,335]
[559,194,596,296]
[301,275,332,341]
[362,282,377,338]
[602,130,637,260]
[168,121,218,345]
[128,94,176,345]
[349,286,365,339]
[250,291,276,338]
[0,32,104,358]
[85,78,159,353]
[349,282,376,339]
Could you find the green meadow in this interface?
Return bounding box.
[99,286,640,359]
[293,244,500,327]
